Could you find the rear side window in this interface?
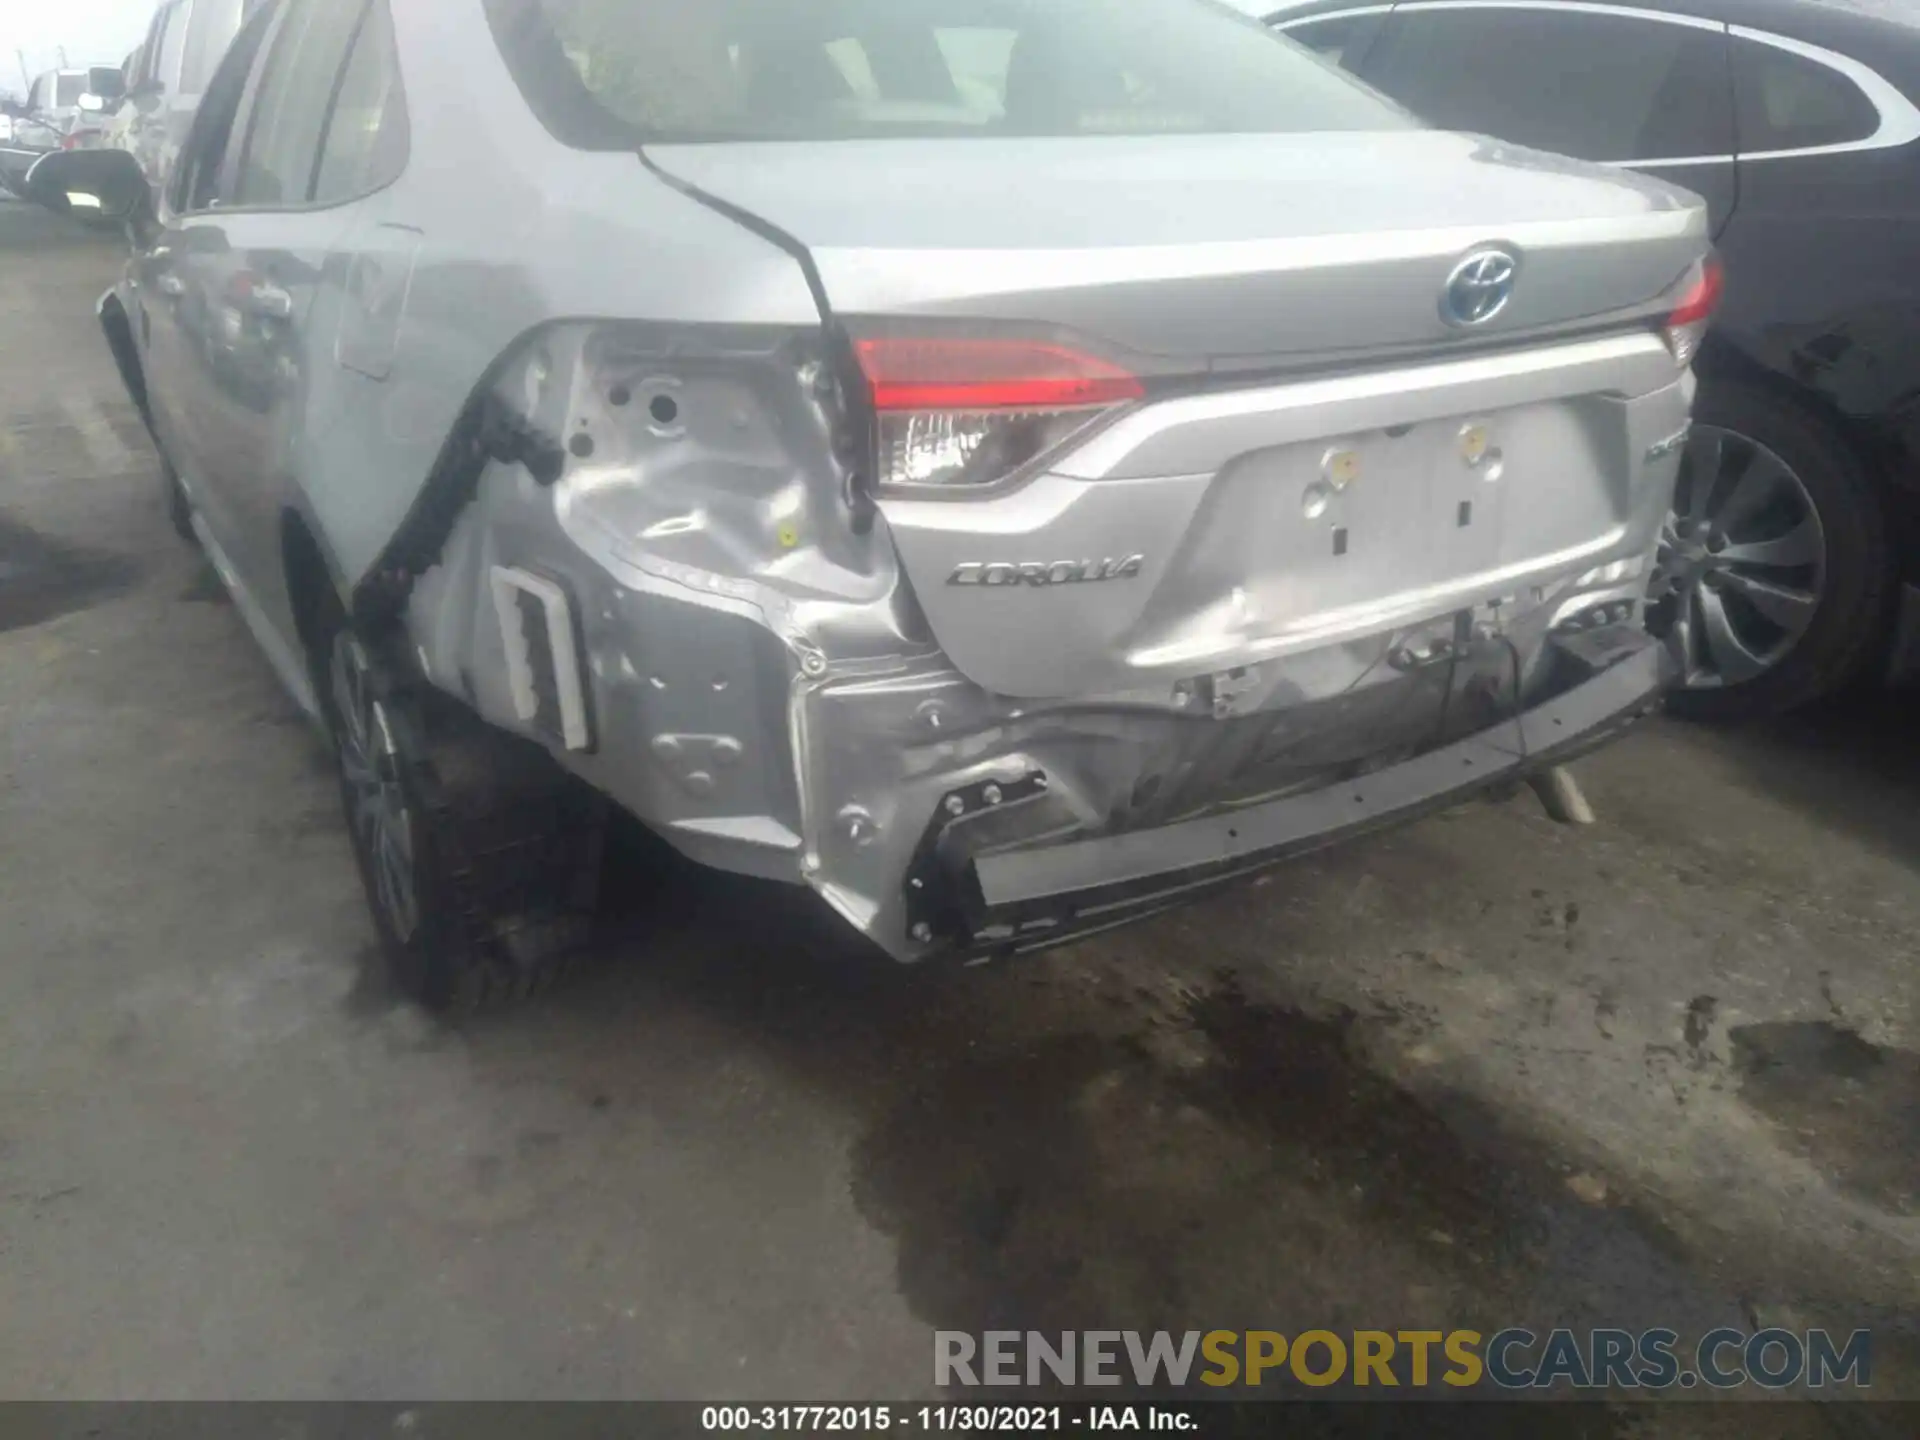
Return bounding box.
[233,0,370,206]
[170,0,277,212]
[486,0,1412,146]
[1733,37,1879,152]
[311,1,409,205]
[1281,14,1371,69]
[1365,8,1734,162]
[169,2,270,214]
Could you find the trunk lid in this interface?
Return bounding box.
[647,132,1708,700]
[644,131,1708,362]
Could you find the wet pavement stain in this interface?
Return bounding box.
[850,979,1749,1394]
[0,516,137,635]
[420,826,1892,1414]
[1732,1020,1920,1215]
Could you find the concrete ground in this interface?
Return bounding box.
[2,200,1917,1427]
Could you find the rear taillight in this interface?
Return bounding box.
[1662,255,1723,367]
[853,337,1143,492]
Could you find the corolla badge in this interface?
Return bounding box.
[948,556,1146,587]
[1441,247,1520,327]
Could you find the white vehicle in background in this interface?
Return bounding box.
[60,64,131,153]
[24,66,125,136]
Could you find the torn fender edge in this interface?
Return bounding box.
[350,346,568,632]
[636,146,877,533]
[351,148,869,632]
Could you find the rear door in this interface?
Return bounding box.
[171,0,385,638]
[1716,25,1920,389]
[138,0,278,565]
[1354,1,1741,235]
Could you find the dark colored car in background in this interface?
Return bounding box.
[1252,0,1920,718]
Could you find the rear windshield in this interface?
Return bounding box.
[56,74,85,106]
[486,0,1411,145]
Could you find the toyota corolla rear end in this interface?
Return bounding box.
[450,0,1714,961]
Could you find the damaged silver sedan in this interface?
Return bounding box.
[46,0,1715,1006]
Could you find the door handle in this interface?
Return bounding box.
[244,283,293,321]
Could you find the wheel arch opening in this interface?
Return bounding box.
[281,510,340,668]
[96,290,152,428]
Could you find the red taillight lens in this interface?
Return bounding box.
[1667,256,1724,329]
[853,337,1142,491]
[1663,256,1723,366]
[854,338,1143,413]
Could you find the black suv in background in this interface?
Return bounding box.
[1253,0,1920,719]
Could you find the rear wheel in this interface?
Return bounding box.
[1648,383,1893,720]
[310,590,606,1011]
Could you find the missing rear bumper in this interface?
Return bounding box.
[914,633,1664,961]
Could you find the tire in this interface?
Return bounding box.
[307,589,605,1011]
[1650,381,1895,721]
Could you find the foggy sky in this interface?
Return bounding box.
[1,0,151,95]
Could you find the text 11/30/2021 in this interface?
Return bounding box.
[702,1406,1194,1432]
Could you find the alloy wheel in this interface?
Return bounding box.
[1649,424,1826,690]
[329,633,421,943]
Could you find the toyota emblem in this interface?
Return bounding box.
[1441,247,1520,327]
